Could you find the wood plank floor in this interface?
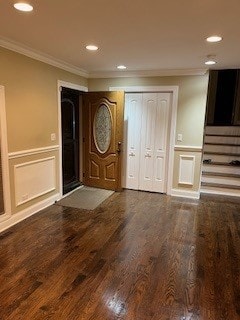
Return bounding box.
[0,190,240,319]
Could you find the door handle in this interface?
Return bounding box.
[117,141,122,153]
[145,153,151,158]
[129,152,135,156]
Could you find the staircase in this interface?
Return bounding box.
[201,126,240,196]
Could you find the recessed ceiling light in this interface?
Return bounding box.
[86,45,98,51]
[205,60,217,65]
[14,2,33,12]
[117,65,126,70]
[206,36,222,43]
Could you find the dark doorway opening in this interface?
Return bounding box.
[61,87,81,195]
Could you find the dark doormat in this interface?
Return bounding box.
[56,186,114,210]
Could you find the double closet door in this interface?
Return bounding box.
[123,92,171,193]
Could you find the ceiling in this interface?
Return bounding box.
[0,0,240,78]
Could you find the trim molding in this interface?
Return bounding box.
[0,193,60,233]
[178,155,195,186]
[90,69,208,78]
[171,188,200,199]
[8,145,59,159]
[110,86,179,93]
[14,156,56,206]
[57,81,88,198]
[174,145,202,152]
[0,37,88,78]
[0,37,208,79]
[58,81,88,93]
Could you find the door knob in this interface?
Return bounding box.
[129,152,135,156]
[117,141,122,153]
[145,153,151,158]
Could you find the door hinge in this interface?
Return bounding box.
[83,173,85,177]
[83,137,85,143]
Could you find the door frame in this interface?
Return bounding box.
[110,86,178,195]
[0,86,11,218]
[57,81,88,198]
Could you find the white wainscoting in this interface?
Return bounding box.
[178,155,195,186]
[14,156,56,206]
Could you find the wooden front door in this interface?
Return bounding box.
[83,91,124,191]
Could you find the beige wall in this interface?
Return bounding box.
[89,75,209,194]
[89,75,209,146]
[0,47,86,214]
[0,47,87,152]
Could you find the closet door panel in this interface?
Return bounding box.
[123,94,143,189]
[152,93,171,192]
[139,93,157,191]
[124,91,171,194]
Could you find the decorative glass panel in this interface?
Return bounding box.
[94,104,112,153]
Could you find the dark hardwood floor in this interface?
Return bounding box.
[0,190,240,319]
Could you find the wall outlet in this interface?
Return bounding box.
[51,133,56,141]
[177,133,183,142]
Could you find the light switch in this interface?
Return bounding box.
[177,133,183,142]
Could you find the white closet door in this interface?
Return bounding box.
[152,93,171,192]
[123,93,143,189]
[139,92,171,193]
[139,93,157,191]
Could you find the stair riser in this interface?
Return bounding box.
[203,154,240,163]
[204,145,240,154]
[205,126,240,135]
[202,164,240,175]
[205,136,240,145]
[201,187,240,197]
[201,176,240,187]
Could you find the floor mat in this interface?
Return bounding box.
[56,186,114,210]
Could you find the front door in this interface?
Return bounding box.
[83,91,124,191]
[61,87,80,194]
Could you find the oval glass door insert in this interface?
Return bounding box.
[94,104,112,153]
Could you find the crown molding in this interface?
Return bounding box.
[88,68,208,78]
[0,37,89,78]
[0,36,208,79]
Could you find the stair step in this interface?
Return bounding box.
[201,186,240,197]
[202,171,240,178]
[201,182,240,190]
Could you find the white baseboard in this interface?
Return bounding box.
[171,188,200,199]
[0,193,60,233]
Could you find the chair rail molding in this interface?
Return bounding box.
[8,145,60,159]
